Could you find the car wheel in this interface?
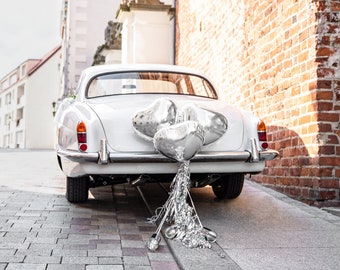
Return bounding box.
[212,174,244,199]
[66,176,90,203]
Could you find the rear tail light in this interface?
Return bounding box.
[77,121,87,151]
[257,120,268,149]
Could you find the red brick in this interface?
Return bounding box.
[319,145,336,155]
[316,80,332,89]
[318,112,339,122]
[319,156,339,166]
[316,47,334,57]
[318,179,340,189]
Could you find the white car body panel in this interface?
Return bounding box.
[55,64,278,178]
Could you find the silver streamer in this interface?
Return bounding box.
[132,98,222,251]
[147,161,213,249]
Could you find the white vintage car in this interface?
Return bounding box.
[55,64,278,203]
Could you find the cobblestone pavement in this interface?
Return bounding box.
[1,150,340,270]
[0,150,179,270]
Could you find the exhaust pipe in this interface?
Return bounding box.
[193,174,221,187]
[131,175,150,187]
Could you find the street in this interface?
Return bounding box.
[0,150,340,270]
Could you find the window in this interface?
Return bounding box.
[17,85,25,105]
[5,93,12,105]
[21,65,27,77]
[86,71,217,99]
[9,74,17,85]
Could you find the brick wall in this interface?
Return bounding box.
[175,0,340,207]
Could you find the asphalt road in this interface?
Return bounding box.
[0,149,340,270]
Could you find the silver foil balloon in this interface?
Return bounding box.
[203,227,217,243]
[132,98,177,141]
[153,121,204,162]
[164,225,178,239]
[176,103,227,145]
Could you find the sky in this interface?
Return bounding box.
[0,0,62,79]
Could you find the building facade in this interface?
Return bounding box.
[0,46,61,149]
[60,0,121,98]
[175,0,340,207]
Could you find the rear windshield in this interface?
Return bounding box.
[86,71,217,99]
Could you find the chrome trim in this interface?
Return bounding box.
[57,139,279,164]
[57,148,99,162]
[259,150,279,161]
[250,138,259,162]
[109,151,252,163]
[57,147,278,164]
[99,139,108,164]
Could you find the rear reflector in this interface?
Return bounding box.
[79,143,88,151]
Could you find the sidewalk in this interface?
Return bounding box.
[0,150,178,270]
[158,181,340,270]
[0,150,340,269]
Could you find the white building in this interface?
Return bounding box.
[60,0,121,98]
[116,0,175,65]
[0,46,61,149]
[60,0,176,99]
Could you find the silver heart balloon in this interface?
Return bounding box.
[153,121,204,162]
[132,98,177,141]
[176,103,227,145]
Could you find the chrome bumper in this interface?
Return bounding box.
[57,138,279,164]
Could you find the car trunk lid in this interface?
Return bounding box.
[87,94,245,152]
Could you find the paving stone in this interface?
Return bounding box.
[24,255,61,264]
[98,257,123,265]
[52,249,87,257]
[47,264,85,270]
[123,247,148,256]
[16,248,52,257]
[148,251,177,262]
[26,237,57,244]
[61,243,97,250]
[5,263,47,270]
[121,239,145,248]
[96,243,122,250]
[0,254,25,263]
[88,248,122,257]
[123,255,150,266]
[62,256,98,264]
[28,243,58,251]
[124,265,152,270]
[150,261,180,270]
[121,234,143,241]
[86,265,123,270]
[0,242,29,250]
[0,250,16,257]
[98,233,120,240]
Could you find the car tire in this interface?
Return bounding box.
[212,173,244,199]
[57,155,62,170]
[66,176,90,203]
